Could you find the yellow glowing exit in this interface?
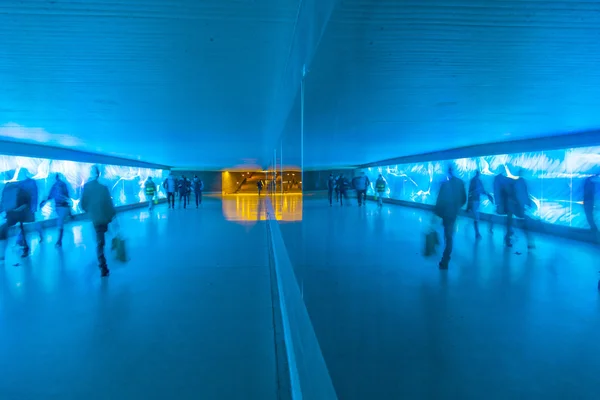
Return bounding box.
[221,194,303,223]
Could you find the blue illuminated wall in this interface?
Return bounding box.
[0,155,169,221]
[360,146,600,230]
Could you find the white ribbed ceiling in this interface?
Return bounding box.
[0,0,300,169]
[2,0,600,168]
[300,0,600,168]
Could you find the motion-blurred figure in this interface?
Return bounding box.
[193,175,204,208]
[334,175,341,203]
[164,173,177,209]
[257,180,263,196]
[583,173,599,238]
[338,174,349,206]
[354,172,369,207]
[434,166,466,269]
[375,174,386,208]
[467,170,491,239]
[16,170,40,256]
[495,167,534,249]
[178,176,190,209]
[0,176,34,260]
[145,177,157,211]
[327,173,335,206]
[44,173,71,247]
[81,165,116,277]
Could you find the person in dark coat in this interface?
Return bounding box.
[508,168,535,249]
[192,176,204,208]
[0,176,34,261]
[434,166,467,269]
[583,173,599,235]
[338,174,349,206]
[178,176,190,209]
[467,170,491,239]
[44,173,71,247]
[327,173,335,206]
[81,166,116,277]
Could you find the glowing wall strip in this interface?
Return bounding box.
[0,155,168,220]
[360,146,600,230]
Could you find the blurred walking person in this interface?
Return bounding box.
[81,165,116,277]
[327,173,335,206]
[193,175,204,208]
[354,172,369,207]
[466,170,491,240]
[145,177,157,211]
[375,174,386,208]
[0,177,34,261]
[178,176,190,209]
[163,173,177,209]
[584,172,599,241]
[43,173,71,248]
[434,166,466,270]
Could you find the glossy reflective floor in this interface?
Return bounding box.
[280,196,600,400]
[0,198,277,400]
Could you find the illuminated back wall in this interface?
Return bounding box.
[360,145,600,230]
[0,154,169,221]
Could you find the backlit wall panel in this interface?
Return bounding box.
[0,155,168,220]
[360,146,600,229]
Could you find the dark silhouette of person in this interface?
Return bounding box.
[583,173,598,236]
[327,173,335,206]
[434,166,466,269]
[81,166,116,277]
[467,170,490,239]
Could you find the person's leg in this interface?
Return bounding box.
[0,222,9,261]
[357,190,362,206]
[472,201,481,239]
[340,191,344,206]
[195,192,199,208]
[378,193,383,207]
[94,223,109,276]
[56,207,68,247]
[20,222,29,257]
[440,219,455,269]
[505,213,513,247]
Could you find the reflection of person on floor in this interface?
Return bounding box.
[467,170,490,240]
[178,176,190,209]
[145,177,157,211]
[44,173,71,247]
[257,180,263,196]
[583,173,599,237]
[434,166,466,270]
[338,174,349,206]
[193,176,204,208]
[0,178,34,261]
[81,166,116,277]
[375,174,386,208]
[163,173,177,209]
[327,173,335,206]
[354,172,369,207]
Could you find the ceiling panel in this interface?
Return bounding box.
[301,0,600,167]
[0,0,300,168]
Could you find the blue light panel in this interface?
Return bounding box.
[0,154,168,220]
[360,146,600,229]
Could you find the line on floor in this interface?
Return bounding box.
[264,198,338,400]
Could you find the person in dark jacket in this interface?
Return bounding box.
[583,173,598,234]
[192,176,204,208]
[507,168,535,249]
[467,170,490,239]
[338,174,349,206]
[334,175,341,203]
[44,173,71,247]
[0,178,33,261]
[15,172,39,256]
[327,174,335,206]
[81,166,116,277]
[257,180,264,196]
[178,176,190,209]
[434,166,467,269]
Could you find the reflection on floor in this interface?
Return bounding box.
[221,193,302,223]
[279,197,600,399]
[0,198,277,399]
